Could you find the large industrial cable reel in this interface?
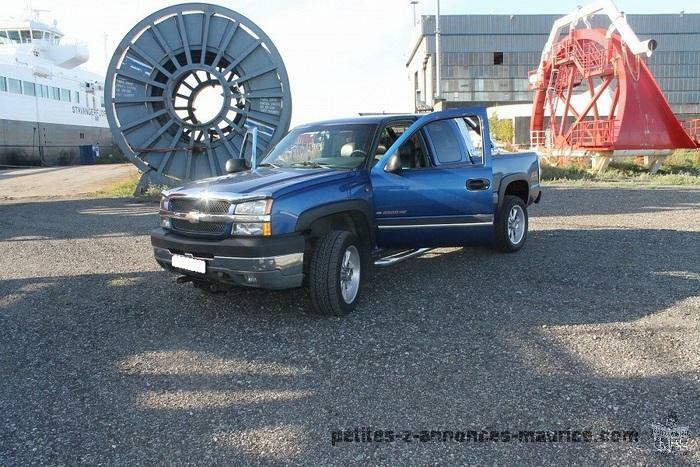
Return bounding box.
[105,3,292,188]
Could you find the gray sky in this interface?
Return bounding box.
[8,0,698,125]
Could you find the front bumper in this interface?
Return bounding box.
[151,229,305,290]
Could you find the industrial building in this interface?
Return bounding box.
[406,13,700,145]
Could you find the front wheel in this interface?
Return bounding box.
[309,230,364,316]
[495,195,528,252]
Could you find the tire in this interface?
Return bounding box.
[494,195,528,252]
[309,230,364,316]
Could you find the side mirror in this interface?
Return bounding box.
[225,158,247,174]
[384,153,402,174]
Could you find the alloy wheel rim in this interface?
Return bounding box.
[507,205,525,245]
[339,245,361,304]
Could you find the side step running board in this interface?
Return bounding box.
[374,248,432,268]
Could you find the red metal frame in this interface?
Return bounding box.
[682,119,700,144]
[530,28,698,152]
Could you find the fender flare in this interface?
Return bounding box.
[497,174,530,210]
[295,200,376,243]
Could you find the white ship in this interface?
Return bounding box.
[0,13,113,166]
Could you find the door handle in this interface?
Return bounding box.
[467,178,490,191]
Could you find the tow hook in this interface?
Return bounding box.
[176,276,193,284]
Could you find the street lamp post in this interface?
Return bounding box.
[410,1,419,25]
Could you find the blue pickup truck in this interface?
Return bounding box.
[152,108,542,315]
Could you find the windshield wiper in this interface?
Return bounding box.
[257,162,278,168]
[289,161,330,168]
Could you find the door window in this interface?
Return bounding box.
[373,123,410,166]
[424,116,484,166]
[395,132,429,170]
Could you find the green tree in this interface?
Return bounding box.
[489,114,514,145]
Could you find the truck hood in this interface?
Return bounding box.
[165,168,351,199]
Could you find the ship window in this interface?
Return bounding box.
[32,31,43,40]
[8,31,21,44]
[51,86,61,100]
[61,88,71,102]
[20,30,31,43]
[0,31,8,45]
[8,78,22,94]
[74,91,80,103]
[0,76,6,92]
[22,81,35,96]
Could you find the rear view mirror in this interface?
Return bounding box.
[384,153,402,174]
[225,158,247,173]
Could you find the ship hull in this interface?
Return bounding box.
[0,119,115,166]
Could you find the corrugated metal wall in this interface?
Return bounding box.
[407,13,700,116]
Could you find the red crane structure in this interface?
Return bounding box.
[529,0,700,172]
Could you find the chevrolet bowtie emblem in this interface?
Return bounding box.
[185,211,201,224]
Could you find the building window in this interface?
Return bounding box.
[7,31,21,44]
[22,81,36,96]
[80,133,85,139]
[52,86,61,100]
[60,88,71,102]
[8,78,22,94]
[0,76,6,92]
[493,52,504,65]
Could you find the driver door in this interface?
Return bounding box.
[370,108,495,248]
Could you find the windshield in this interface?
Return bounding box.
[261,124,376,169]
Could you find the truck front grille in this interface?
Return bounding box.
[170,198,232,214]
[169,197,232,237]
[171,219,228,236]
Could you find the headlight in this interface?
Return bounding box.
[235,199,271,215]
[232,199,272,236]
[159,196,171,229]
[160,195,170,211]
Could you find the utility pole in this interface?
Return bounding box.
[103,33,109,70]
[435,0,442,101]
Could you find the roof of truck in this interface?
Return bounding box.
[295,114,419,128]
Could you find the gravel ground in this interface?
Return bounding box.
[0,186,698,465]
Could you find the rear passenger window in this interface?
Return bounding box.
[425,116,484,166]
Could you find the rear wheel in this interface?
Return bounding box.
[495,195,528,252]
[309,230,364,316]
